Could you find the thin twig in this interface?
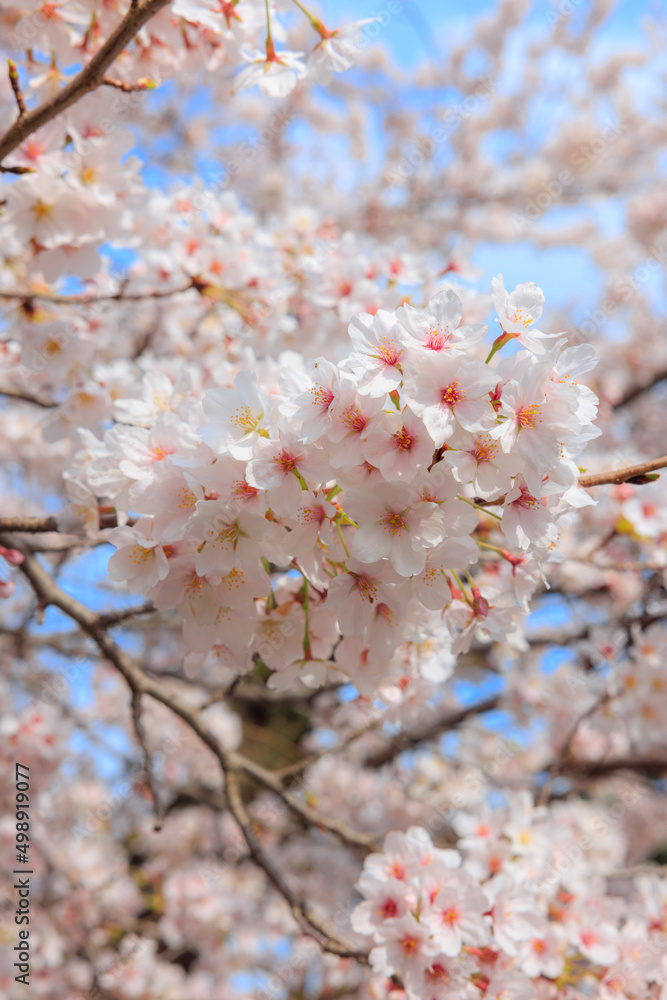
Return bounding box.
[97,602,157,627]
[131,689,163,830]
[7,59,26,120]
[473,455,667,507]
[0,164,34,174]
[0,282,195,305]
[578,455,667,488]
[537,692,609,805]
[201,675,242,709]
[101,76,154,92]
[277,717,384,780]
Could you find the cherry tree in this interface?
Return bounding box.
[1,1,667,998]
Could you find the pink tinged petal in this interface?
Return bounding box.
[454,398,494,432]
[422,407,457,447]
[391,535,427,576]
[353,524,392,563]
[429,288,463,329]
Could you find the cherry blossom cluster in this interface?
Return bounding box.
[504,619,667,767]
[352,801,667,1000]
[1,0,373,102]
[62,276,602,693]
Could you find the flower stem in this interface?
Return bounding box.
[451,569,472,607]
[458,495,503,521]
[336,521,351,558]
[477,540,504,554]
[485,330,514,364]
[301,577,312,658]
[289,0,327,33]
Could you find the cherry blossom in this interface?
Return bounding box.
[403,354,497,446]
[234,42,307,97]
[345,483,447,577]
[491,275,561,354]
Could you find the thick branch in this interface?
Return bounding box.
[97,602,157,627]
[364,695,501,769]
[0,387,57,408]
[3,534,376,853]
[225,768,366,960]
[0,516,58,533]
[5,533,375,958]
[0,0,171,164]
[561,756,667,779]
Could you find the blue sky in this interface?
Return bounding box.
[320,0,663,68]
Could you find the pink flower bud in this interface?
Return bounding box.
[0,545,24,566]
[471,587,489,618]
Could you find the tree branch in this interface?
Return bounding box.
[276,717,384,781]
[0,516,59,533]
[537,692,609,805]
[578,455,667,488]
[131,689,163,830]
[0,386,57,408]
[612,367,667,409]
[2,533,377,853]
[101,76,155,92]
[97,602,157,627]
[561,756,667,779]
[225,767,367,960]
[364,695,501,769]
[473,455,667,507]
[5,532,373,957]
[0,282,195,305]
[0,0,171,164]
[7,59,27,120]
